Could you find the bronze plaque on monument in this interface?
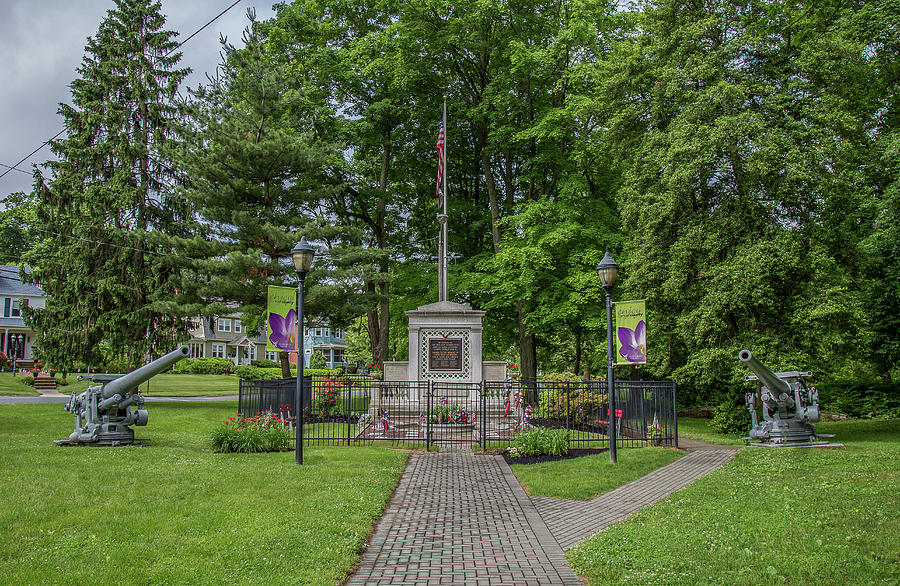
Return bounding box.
[428,338,463,371]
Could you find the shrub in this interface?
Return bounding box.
[507,426,570,458]
[542,387,607,424]
[233,366,271,380]
[56,377,70,386]
[710,401,751,435]
[817,381,900,419]
[209,411,294,453]
[19,376,35,387]
[540,372,583,383]
[305,368,343,378]
[250,359,279,369]
[309,352,327,369]
[312,380,341,417]
[232,367,346,381]
[172,357,234,375]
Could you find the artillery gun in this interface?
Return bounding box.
[738,350,839,447]
[56,346,190,446]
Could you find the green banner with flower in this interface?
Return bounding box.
[615,300,646,365]
[266,286,297,352]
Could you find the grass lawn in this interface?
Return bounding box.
[0,372,38,396]
[0,401,408,585]
[676,416,746,446]
[510,447,685,500]
[567,418,900,584]
[0,372,238,397]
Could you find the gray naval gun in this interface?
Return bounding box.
[56,346,190,446]
[739,349,840,447]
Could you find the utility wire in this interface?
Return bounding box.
[0,130,64,181]
[0,162,32,176]
[0,0,243,183]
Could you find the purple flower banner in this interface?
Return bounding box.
[615,300,647,366]
[266,286,298,352]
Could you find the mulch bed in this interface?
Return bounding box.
[502,448,608,465]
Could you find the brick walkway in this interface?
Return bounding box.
[346,442,736,585]
[532,447,737,549]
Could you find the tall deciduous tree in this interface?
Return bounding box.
[600,0,889,403]
[24,0,189,371]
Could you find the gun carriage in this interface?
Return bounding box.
[739,350,839,447]
[56,346,190,446]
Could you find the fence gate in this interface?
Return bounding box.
[239,377,677,450]
[427,382,483,449]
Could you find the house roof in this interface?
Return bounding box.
[0,266,44,296]
[313,342,349,350]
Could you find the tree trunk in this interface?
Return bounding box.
[518,299,537,402]
[370,134,391,368]
[574,328,582,375]
[279,351,292,378]
[481,128,502,254]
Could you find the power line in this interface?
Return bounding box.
[167,0,241,58]
[0,162,31,177]
[0,130,64,181]
[0,0,244,183]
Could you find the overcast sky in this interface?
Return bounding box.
[0,0,276,199]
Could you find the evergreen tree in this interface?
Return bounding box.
[24,0,189,371]
[174,11,334,340]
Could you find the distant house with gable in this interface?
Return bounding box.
[185,315,348,369]
[301,322,348,368]
[0,265,45,364]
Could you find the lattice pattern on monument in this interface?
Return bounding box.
[420,329,471,380]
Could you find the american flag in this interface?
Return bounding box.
[435,121,445,197]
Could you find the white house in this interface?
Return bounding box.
[0,265,45,364]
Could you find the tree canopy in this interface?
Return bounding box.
[8,0,897,399]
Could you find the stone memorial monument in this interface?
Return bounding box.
[383,301,506,384]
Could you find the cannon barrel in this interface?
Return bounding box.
[738,349,791,396]
[100,346,190,399]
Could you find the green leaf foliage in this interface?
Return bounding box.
[23,0,191,371]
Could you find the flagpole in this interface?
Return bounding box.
[440,95,448,302]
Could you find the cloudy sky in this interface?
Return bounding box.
[0,0,276,199]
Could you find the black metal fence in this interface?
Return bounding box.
[238,376,677,449]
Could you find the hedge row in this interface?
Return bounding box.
[171,357,234,375]
[817,382,900,419]
[232,366,344,380]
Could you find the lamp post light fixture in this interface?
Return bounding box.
[596,250,619,464]
[292,236,315,465]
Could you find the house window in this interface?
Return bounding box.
[323,328,330,337]
[265,351,277,362]
[335,329,342,339]
[234,320,241,333]
[212,343,225,358]
[315,328,322,337]
[333,349,345,362]
[218,319,231,333]
[189,343,205,359]
[11,299,21,318]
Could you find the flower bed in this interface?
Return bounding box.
[209,411,294,453]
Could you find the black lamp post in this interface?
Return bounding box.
[292,236,315,465]
[596,250,619,464]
